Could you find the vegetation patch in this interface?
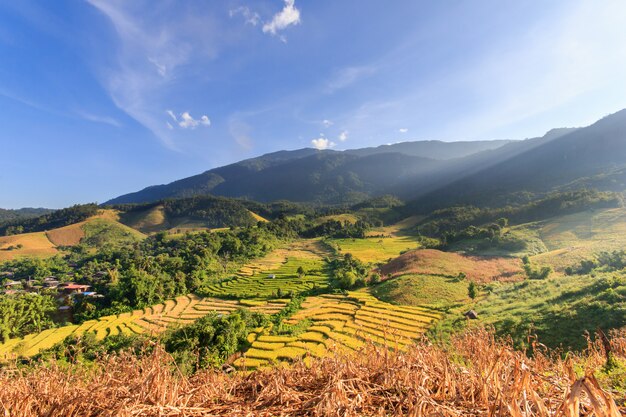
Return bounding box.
[378,249,524,283]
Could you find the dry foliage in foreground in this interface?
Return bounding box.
[1,328,624,417]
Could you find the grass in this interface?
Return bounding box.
[81,218,146,247]
[435,271,626,350]
[530,207,626,271]
[371,274,469,309]
[379,248,524,283]
[315,213,359,225]
[0,232,58,261]
[119,205,169,234]
[0,209,147,260]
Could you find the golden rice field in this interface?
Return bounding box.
[330,235,422,263]
[235,289,441,369]
[0,294,287,360]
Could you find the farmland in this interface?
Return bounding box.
[529,207,626,271]
[328,215,424,263]
[379,248,524,283]
[329,235,421,263]
[0,209,146,261]
[0,294,287,360]
[0,232,58,261]
[235,289,441,369]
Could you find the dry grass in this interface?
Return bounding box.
[380,249,525,283]
[46,223,86,246]
[1,328,624,416]
[0,232,58,261]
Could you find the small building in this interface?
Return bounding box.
[464,310,479,320]
[61,283,91,295]
[2,280,21,289]
[43,280,60,288]
[268,274,276,279]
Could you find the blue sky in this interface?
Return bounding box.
[1,0,626,208]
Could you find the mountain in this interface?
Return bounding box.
[105,140,513,205]
[106,110,626,207]
[345,139,513,159]
[407,110,626,210]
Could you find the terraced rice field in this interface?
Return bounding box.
[204,258,330,299]
[330,235,422,263]
[234,289,441,369]
[0,294,287,360]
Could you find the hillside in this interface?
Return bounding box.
[105,139,516,205]
[409,110,626,209]
[0,210,145,260]
[106,109,626,208]
[115,196,264,234]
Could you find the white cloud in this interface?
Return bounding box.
[322,119,333,127]
[178,112,211,129]
[398,128,408,133]
[263,0,300,36]
[229,6,260,26]
[166,110,210,129]
[311,137,335,150]
[339,130,348,141]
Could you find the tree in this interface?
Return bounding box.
[297,266,305,279]
[468,281,477,300]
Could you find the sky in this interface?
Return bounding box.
[1,0,626,208]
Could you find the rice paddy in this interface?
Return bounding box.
[203,240,332,299]
[235,289,442,369]
[204,257,330,299]
[0,294,287,360]
[329,235,422,263]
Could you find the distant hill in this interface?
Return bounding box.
[0,204,99,236]
[345,139,513,159]
[114,195,272,234]
[106,110,626,207]
[407,110,626,210]
[105,140,514,205]
[0,209,145,261]
[0,208,54,225]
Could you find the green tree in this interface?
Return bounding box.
[297,266,305,278]
[468,281,477,300]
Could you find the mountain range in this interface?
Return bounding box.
[104,109,626,208]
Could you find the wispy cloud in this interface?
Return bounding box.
[76,111,122,127]
[322,119,333,127]
[311,137,335,150]
[339,131,348,141]
[325,65,378,94]
[229,6,260,26]
[263,0,301,40]
[398,128,408,133]
[86,0,219,149]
